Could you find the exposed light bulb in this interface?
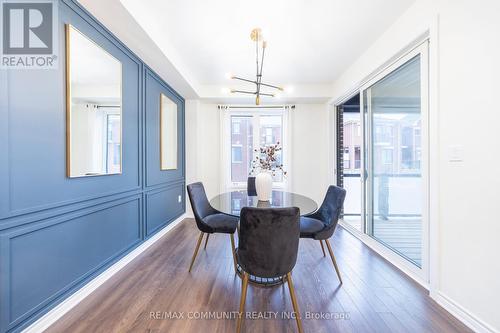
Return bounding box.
[224,72,233,80]
[284,86,294,94]
[275,92,282,99]
[221,87,231,94]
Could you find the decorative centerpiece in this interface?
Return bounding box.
[250,142,287,201]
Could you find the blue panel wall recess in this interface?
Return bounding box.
[0,1,185,332]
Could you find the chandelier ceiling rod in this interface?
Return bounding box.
[256,40,265,101]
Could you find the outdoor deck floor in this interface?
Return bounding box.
[342,218,422,266]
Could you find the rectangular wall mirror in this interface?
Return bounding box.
[160,93,178,170]
[66,24,122,177]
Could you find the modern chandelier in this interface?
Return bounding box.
[227,28,283,105]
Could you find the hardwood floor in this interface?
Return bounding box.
[47,219,472,333]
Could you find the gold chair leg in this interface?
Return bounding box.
[286,272,304,333]
[237,272,249,333]
[188,231,204,272]
[325,239,343,284]
[204,233,210,249]
[230,233,238,273]
[319,240,326,257]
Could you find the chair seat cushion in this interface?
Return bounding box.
[203,213,239,234]
[300,216,325,238]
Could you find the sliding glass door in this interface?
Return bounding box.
[364,53,424,267]
[339,42,428,271]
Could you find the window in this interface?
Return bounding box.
[230,116,253,182]
[260,116,283,181]
[106,114,121,174]
[232,121,241,134]
[264,127,273,144]
[226,110,288,188]
[231,145,243,163]
[401,127,413,146]
[382,148,393,164]
[375,125,393,143]
[354,146,361,169]
[401,124,421,170]
[232,198,241,210]
[401,147,412,169]
[343,147,350,169]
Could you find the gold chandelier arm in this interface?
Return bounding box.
[259,82,283,91]
[230,89,257,95]
[232,76,258,84]
[231,77,283,91]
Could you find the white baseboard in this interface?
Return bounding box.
[432,291,498,333]
[22,214,187,333]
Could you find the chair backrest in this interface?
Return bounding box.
[312,185,346,238]
[247,177,257,196]
[187,182,217,232]
[238,207,300,278]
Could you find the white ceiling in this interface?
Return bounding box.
[69,26,121,89]
[69,25,121,103]
[119,0,415,90]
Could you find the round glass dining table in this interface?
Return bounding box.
[210,190,318,217]
[210,190,318,287]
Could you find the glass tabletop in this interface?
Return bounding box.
[210,190,318,217]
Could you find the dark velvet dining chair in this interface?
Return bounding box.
[247,177,257,196]
[300,185,346,284]
[186,182,239,273]
[236,207,303,333]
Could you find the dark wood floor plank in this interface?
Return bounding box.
[46,219,472,333]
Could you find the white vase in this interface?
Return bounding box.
[255,172,273,201]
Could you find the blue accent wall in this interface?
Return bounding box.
[0,1,185,332]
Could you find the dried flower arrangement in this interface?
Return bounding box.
[249,142,287,177]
